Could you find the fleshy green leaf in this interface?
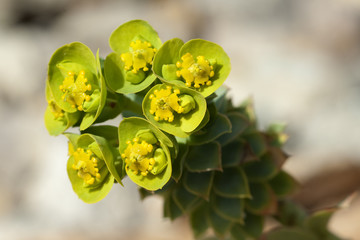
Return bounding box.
[243,153,278,182]
[267,123,288,147]
[212,85,229,114]
[213,167,251,199]
[185,142,222,172]
[208,207,233,238]
[184,170,214,200]
[241,212,264,238]
[187,113,232,145]
[245,182,276,214]
[163,192,183,220]
[190,201,210,238]
[218,112,249,146]
[230,224,250,240]
[172,184,202,212]
[221,140,246,168]
[276,199,308,227]
[266,228,318,240]
[269,170,299,198]
[142,83,207,138]
[211,193,245,223]
[305,209,338,239]
[172,142,189,182]
[243,132,268,157]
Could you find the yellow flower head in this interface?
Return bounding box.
[120,40,157,74]
[176,53,215,88]
[149,86,184,122]
[71,147,101,185]
[59,70,92,111]
[121,137,156,177]
[48,100,64,119]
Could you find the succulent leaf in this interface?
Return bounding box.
[213,167,251,199]
[185,142,222,172]
[184,170,214,200]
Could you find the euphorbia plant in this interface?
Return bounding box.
[44,19,342,240]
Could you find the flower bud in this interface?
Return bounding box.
[125,69,146,84]
[150,148,167,175]
[179,94,195,114]
[136,129,158,145]
[162,64,178,80]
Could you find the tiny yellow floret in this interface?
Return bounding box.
[122,138,157,177]
[120,40,156,74]
[71,148,101,185]
[149,86,184,122]
[48,100,64,119]
[59,70,92,111]
[176,53,215,88]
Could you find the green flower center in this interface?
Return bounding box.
[120,40,157,74]
[121,137,155,176]
[176,53,215,88]
[72,147,101,185]
[149,86,184,122]
[59,70,92,111]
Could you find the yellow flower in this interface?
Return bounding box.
[176,53,215,88]
[59,70,92,111]
[149,86,184,122]
[71,147,101,185]
[121,137,156,177]
[120,40,157,74]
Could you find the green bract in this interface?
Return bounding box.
[65,133,121,203]
[153,38,231,97]
[47,42,106,130]
[105,20,162,94]
[142,83,207,138]
[44,79,80,136]
[118,117,174,191]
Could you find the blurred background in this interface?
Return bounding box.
[1,0,360,239]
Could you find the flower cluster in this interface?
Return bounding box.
[44,19,340,240]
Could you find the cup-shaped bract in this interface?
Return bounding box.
[153,38,231,97]
[142,83,207,138]
[65,133,123,203]
[44,79,81,136]
[119,117,174,191]
[47,42,106,130]
[105,20,162,94]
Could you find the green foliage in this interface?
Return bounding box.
[44,19,341,240]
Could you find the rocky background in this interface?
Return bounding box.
[1,0,360,239]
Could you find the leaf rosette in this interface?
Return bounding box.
[65,133,122,203]
[105,20,162,94]
[118,117,174,191]
[153,38,231,97]
[142,83,207,138]
[47,42,106,130]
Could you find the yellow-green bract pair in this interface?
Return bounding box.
[45,43,106,135]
